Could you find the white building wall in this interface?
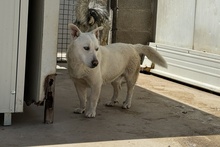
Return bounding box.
[194,0,220,54]
[146,0,220,93]
[156,0,196,49]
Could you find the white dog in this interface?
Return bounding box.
[67,24,167,118]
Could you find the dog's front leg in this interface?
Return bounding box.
[74,82,87,114]
[85,84,101,118]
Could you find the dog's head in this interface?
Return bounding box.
[68,23,103,68]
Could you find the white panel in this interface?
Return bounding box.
[145,43,220,93]
[0,1,20,112]
[24,0,44,104]
[156,0,196,48]
[25,0,60,103]
[38,0,60,101]
[15,0,29,112]
[194,0,220,55]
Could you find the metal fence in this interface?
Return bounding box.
[57,0,76,62]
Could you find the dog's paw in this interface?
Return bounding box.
[105,100,119,107]
[122,101,131,109]
[85,110,96,118]
[74,108,85,114]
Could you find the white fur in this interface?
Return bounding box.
[67,24,167,118]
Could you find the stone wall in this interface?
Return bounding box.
[116,0,157,44]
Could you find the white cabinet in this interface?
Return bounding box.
[0,0,59,125]
[0,0,28,125]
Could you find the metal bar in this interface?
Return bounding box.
[44,74,56,124]
[57,0,75,63]
[111,0,118,43]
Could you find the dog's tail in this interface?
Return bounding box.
[75,0,109,27]
[135,44,168,68]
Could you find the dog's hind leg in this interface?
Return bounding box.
[74,82,87,114]
[105,77,123,107]
[122,81,135,109]
[122,67,139,109]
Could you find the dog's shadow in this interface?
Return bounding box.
[97,84,220,139]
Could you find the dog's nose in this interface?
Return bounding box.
[91,59,99,67]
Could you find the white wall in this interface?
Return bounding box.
[156,0,196,49]
[156,0,220,55]
[194,0,220,54]
[148,0,220,93]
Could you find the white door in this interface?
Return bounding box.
[24,0,59,124]
[0,1,20,113]
[25,0,59,103]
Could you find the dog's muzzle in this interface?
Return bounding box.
[91,59,99,68]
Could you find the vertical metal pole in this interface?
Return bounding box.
[111,0,118,43]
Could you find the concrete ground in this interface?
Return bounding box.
[1,63,220,147]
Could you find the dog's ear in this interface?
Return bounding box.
[91,26,103,39]
[68,23,81,39]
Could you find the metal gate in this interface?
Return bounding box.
[57,0,76,62]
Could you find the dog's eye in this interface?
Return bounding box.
[83,46,90,51]
[95,47,99,51]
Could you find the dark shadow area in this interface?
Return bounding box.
[0,66,220,146]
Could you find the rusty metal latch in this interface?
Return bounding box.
[44,74,56,124]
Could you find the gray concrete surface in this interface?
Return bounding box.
[0,63,220,147]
